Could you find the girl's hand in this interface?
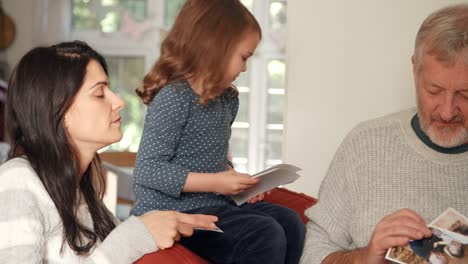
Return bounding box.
[214,170,259,195]
[139,211,218,250]
[247,191,272,204]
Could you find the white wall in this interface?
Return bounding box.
[2,0,68,72]
[4,0,466,198]
[284,0,467,197]
[1,0,35,73]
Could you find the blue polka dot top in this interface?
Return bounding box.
[131,80,239,215]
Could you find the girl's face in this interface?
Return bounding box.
[64,60,125,153]
[224,31,260,86]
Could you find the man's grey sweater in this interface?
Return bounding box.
[300,109,468,263]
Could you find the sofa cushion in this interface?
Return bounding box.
[263,187,317,223]
[135,244,209,264]
[135,187,317,264]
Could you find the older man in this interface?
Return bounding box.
[301,4,468,264]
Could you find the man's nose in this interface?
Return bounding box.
[439,93,459,121]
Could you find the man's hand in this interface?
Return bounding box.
[323,208,432,264]
[364,208,432,263]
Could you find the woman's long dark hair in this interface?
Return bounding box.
[5,41,116,254]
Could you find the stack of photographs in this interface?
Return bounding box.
[385,208,468,264]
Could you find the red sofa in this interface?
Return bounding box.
[135,187,317,264]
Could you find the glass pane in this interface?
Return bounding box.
[235,69,250,88]
[72,0,147,32]
[164,0,185,28]
[267,59,285,124]
[264,129,283,167]
[229,128,249,172]
[267,94,283,124]
[164,0,253,28]
[268,59,286,88]
[265,58,285,167]
[234,69,250,123]
[269,1,287,31]
[231,69,250,172]
[240,0,253,11]
[236,92,250,123]
[104,56,145,152]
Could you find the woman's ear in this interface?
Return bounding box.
[63,112,71,130]
[63,115,68,129]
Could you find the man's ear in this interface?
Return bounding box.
[411,55,418,77]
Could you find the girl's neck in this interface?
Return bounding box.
[187,77,204,95]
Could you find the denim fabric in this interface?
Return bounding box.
[180,201,305,264]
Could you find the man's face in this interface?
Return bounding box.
[414,53,468,148]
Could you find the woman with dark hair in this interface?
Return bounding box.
[0,41,218,263]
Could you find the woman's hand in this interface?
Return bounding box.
[139,211,218,249]
[214,170,259,195]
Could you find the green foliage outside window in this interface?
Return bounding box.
[104,56,145,152]
[72,0,147,32]
[164,0,185,28]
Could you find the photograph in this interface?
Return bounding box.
[430,208,468,244]
[386,208,468,264]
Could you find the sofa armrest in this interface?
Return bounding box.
[263,187,317,223]
[135,244,209,264]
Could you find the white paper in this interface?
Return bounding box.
[193,225,224,233]
[230,164,302,205]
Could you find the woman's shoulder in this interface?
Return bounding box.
[0,157,45,192]
[0,157,35,176]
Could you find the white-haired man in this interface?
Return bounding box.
[301,4,468,264]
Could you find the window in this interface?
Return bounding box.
[231,69,251,172]
[265,59,286,168]
[70,0,160,153]
[105,56,145,152]
[240,0,254,10]
[72,0,148,32]
[69,0,288,174]
[231,0,288,173]
[269,1,287,31]
[164,0,185,28]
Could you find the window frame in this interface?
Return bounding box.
[37,0,287,174]
[229,0,287,173]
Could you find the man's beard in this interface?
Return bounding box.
[419,113,468,148]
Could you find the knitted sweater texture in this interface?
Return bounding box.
[0,158,156,263]
[300,109,468,263]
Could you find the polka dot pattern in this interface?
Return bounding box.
[132,80,238,215]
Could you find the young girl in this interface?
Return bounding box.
[0,41,217,263]
[133,1,305,263]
